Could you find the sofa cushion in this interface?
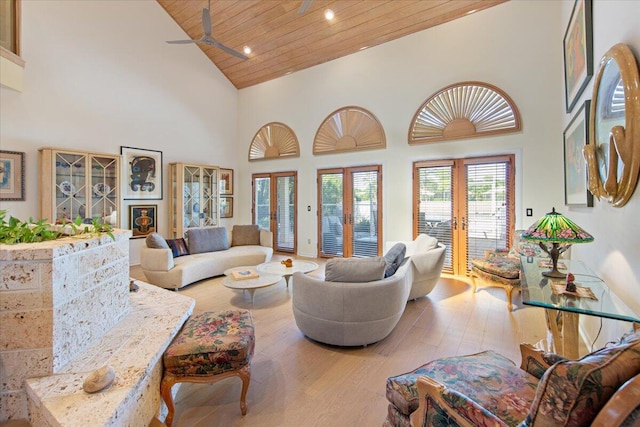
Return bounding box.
[325,256,386,283]
[146,232,169,249]
[186,227,229,254]
[523,329,640,426]
[166,238,190,258]
[232,224,261,246]
[384,243,406,278]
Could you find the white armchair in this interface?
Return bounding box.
[386,234,446,300]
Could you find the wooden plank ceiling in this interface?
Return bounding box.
[157,0,507,89]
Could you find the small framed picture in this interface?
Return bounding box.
[129,204,157,238]
[563,100,593,207]
[121,146,163,200]
[219,168,234,195]
[0,150,25,201]
[220,196,233,218]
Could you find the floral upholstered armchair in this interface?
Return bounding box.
[470,230,548,311]
[384,327,640,427]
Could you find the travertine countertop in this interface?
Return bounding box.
[26,281,195,427]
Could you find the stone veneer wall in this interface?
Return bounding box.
[0,229,131,421]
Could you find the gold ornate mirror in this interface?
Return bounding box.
[583,43,640,207]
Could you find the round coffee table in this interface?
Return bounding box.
[256,260,319,287]
[222,267,283,304]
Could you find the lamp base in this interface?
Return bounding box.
[541,269,566,279]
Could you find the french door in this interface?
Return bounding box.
[318,165,382,258]
[252,172,297,253]
[413,155,514,275]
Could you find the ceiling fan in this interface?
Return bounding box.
[166,0,248,60]
[297,0,313,15]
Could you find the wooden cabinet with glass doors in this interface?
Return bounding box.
[169,163,219,238]
[39,148,120,226]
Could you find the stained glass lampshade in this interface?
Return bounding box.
[521,207,594,278]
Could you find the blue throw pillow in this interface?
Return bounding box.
[166,238,190,258]
[384,243,406,277]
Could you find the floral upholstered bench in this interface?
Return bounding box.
[161,310,255,427]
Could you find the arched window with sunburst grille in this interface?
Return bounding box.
[408,81,522,145]
[248,122,300,161]
[313,106,386,155]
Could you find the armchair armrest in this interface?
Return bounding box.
[592,374,640,427]
[140,246,174,272]
[410,376,494,427]
[519,343,567,379]
[260,229,273,247]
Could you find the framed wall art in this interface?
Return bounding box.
[129,204,157,238]
[563,0,593,113]
[0,150,25,201]
[219,168,234,195]
[121,146,163,200]
[220,196,233,218]
[564,100,593,207]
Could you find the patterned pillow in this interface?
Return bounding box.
[508,230,547,258]
[166,238,190,258]
[523,330,640,426]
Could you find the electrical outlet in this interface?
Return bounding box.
[307,238,311,244]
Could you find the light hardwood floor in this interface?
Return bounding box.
[130,255,548,427]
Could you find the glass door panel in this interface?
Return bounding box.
[275,174,296,252]
[351,170,379,258]
[253,176,271,230]
[55,152,86,222]
[416,164,454,271]
[202,167,218,226]
[90,156,118,221]
[184,166,200,228]
[319,172,344,257]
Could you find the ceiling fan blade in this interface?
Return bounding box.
[166,39,199,44]
[212,39,249,60]
[298,0,313,15]
[202,7,212,37]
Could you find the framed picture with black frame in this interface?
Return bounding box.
[563,0,593,113]
[129,204,157,238]
[121,146,163,200]
[0,150,25,201]
[563,100,593,207]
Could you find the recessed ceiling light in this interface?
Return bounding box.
[243,46,251,55]
[359,46,368,51]
[324,9,335,20]
[466,9,478,15]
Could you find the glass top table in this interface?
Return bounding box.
[520,257,640,323]
[520,256,639,358]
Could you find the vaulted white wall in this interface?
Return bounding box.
[0,0,239,263]
[238,0,563,254]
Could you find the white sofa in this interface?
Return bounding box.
[140,226,273,290]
